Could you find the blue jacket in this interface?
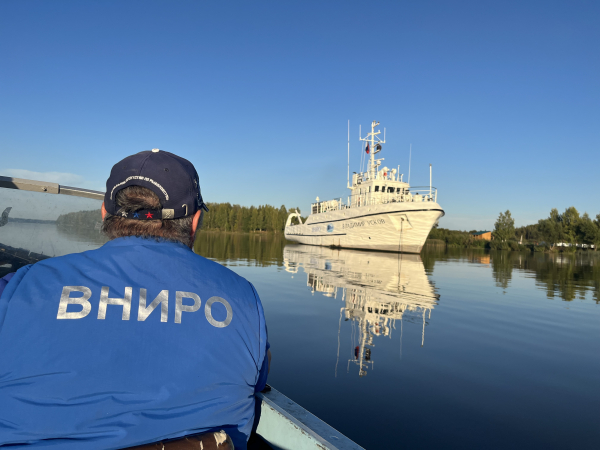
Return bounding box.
[0,237,269,449]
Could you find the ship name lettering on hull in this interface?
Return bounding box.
[343,218,385,230]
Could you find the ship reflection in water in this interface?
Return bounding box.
[283,245,439,377]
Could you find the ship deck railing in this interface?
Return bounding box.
[311,187,438,214]
[353,171,404,183]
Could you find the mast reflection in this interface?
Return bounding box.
[283,245,439,377]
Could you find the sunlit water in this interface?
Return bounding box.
[1,226,599,449]
[0,221,107,258]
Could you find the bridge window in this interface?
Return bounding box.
[374,186,379,192]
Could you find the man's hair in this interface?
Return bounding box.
[102,186,199,247]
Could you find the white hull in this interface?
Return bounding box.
[285,201,444,253]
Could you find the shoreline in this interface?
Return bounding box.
[425,238,598,254]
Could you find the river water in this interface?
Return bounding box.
[1,223,599,449]
[193,233,599,450]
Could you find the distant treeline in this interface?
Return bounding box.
[427,228,488,248]
[515,207,600,249]
[56,209,101,229]
[8,218,56,224]
[427,207,600,251]
[54,203,302,234]
[202,203,300,233]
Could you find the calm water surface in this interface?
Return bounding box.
[194,233,599,450]
[1,226,598,449]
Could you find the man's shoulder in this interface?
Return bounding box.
[192,254,240,275]
[20,239,256,300]
[50,238,251,286]
[188,254,256,296]
[183,251,247,281]
[0,264,33,300]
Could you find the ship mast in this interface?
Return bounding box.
[359,121,386,180]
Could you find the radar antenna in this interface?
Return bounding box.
[359,121,386,181]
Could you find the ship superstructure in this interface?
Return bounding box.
[285,121,444,253]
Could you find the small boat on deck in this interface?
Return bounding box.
[0,175,364,450]
[285,121,445,253]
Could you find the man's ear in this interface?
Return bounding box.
[101,202,107,220]
[191,210,202,235]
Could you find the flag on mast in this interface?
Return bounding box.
[365,143,370,154]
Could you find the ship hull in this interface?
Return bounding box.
[285,202,444,253]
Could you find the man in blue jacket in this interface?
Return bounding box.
[0,150,270,450]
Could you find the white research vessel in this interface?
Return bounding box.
[285,121,445,253]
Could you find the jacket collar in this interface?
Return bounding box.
[102,236,192,251]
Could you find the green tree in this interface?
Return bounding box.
[578,213,599,249]
[492,210,515,242]
[560,206,580,243]
[228,206,237,232]
[235,206,243,232]
[249,207,259,231]
[257,207,264,232]
[538,217,561,248]
[277,205,288,231]
[535,207,590,248]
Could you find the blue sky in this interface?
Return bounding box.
[1,0,598,229]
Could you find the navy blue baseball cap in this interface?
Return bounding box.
[104,149,209,220]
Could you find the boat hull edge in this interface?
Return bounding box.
[285,207,444,253]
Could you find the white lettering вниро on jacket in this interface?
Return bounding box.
[57,286,233,327]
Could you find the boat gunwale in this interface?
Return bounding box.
[256,386,365,450]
